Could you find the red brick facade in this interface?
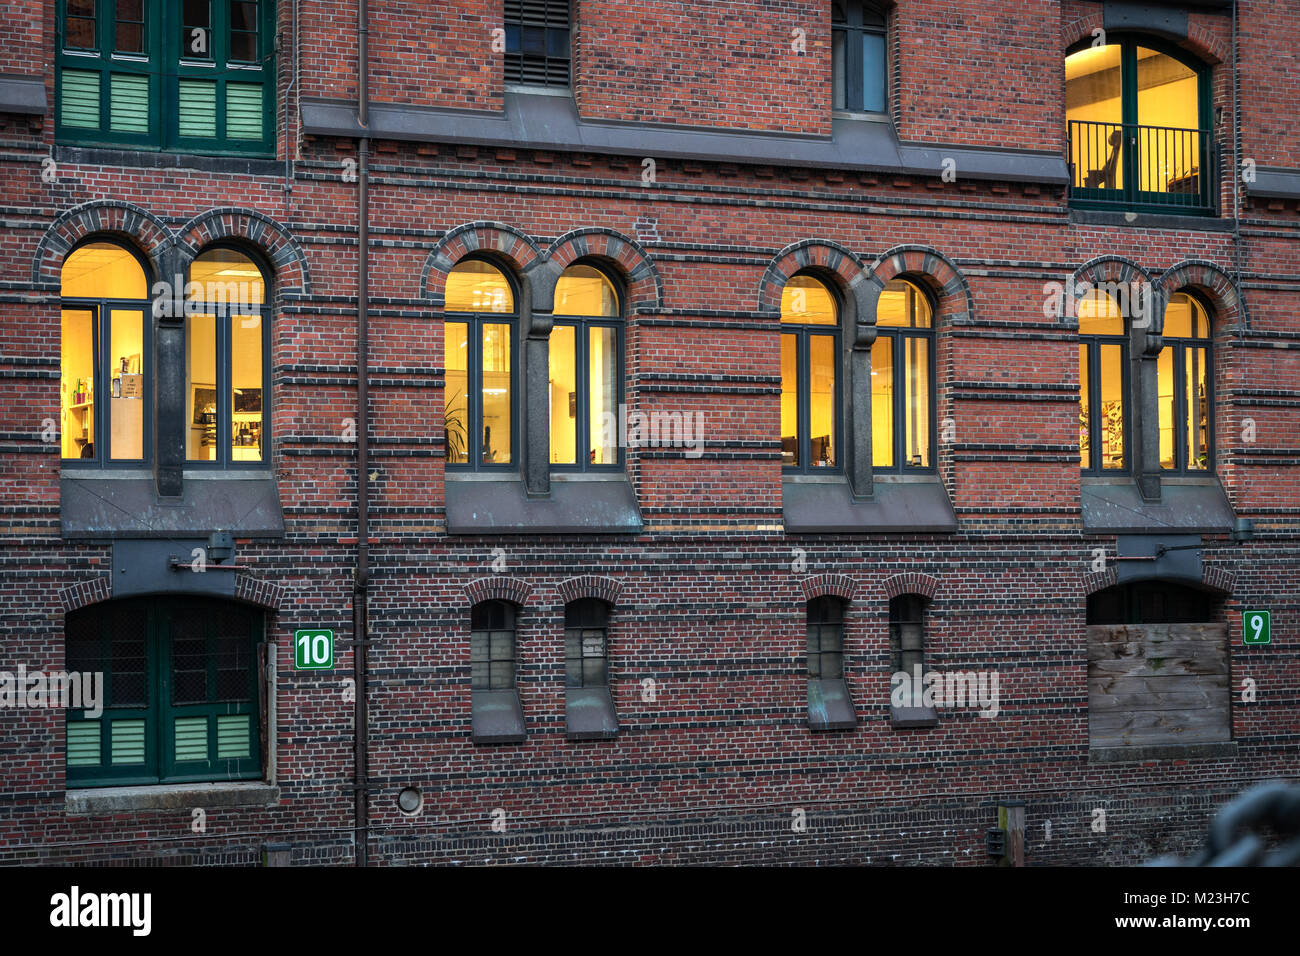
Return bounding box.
[0,0,1297,865]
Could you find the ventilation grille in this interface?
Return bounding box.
[504,0,570,87]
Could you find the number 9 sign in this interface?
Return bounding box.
[295,629,336,669]
[1242,611,1271,646]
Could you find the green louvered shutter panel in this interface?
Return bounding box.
[110,719,147,764]
[66,720,102,767]
[174,716,209,761]
[61,70,101,129]
[178,79,217,138]
[225,83,264,140]
[109,73,150,133]
[216,715,250,758]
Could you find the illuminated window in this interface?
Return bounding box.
[1158,293,1212,472]
[186,247,269,466]
[872,280,934,470]
[1065,37,1211,212]
[549,265,622,469]
[1078,288,1128,473]
[445,260,516,469]
[832,2,888,113]
[781,275,840,472]
[60,240,151,464]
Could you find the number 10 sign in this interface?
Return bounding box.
[295,629,335,669]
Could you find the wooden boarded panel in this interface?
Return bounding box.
[1087,623,1229,748]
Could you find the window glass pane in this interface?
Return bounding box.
[189,249,265,309]
[555,265,617,317]
[108,309,144,460]
[862,31,886,112]
[488,661,514,689]
[67,0,97,49]
[446,261,513,313]
[61,309,96,459]
[1098,342,1125,469]
[1157,345,1175,469]
[871,335,893,467]
[821,649,843,679]
[877,280,929,328]
[781,275,836,325]
[1164,294,1193,338]
[1136,48,1198,194]
[1065,44,1123,191]
[809,334,836,467]
[780,333,798,467]
[832,27,846,110]
[231,314,263,461]
[182,0,211,58]
[445,322,469,464]
[215,607,251,701]
[482,323,512,464]
[549,323,577,464]
[109,603,147,707]
[62,242,148,299]
[171,609,209,704]
[187,312,217,460]
[230,0,259,61]
[1186,346,1209,470]
[1079,344,1090,470]
[904,335,930,467]
[114,0,144,53]
[589,325,618,464]
[1077,288,1124,335]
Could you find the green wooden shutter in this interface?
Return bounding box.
[178,79,217,138]
[109,718,147,764]
[174,716,209,761]
[109,73,150,133]
[66,720,102,766]
[216,714,251,758]
[60,70,101,129]
[225,83,263,140]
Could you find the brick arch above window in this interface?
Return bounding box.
[1083,566,1119,597]
[800,573,856,602]
[34,200,171,287]
[175,208,311,297]
[422,222,544,306]
[1067,254,1161,350]
[758,239,866,314]
[58,573,285,614]
[866,244,974,327]
[881,572,939,601]
[1156,260,1248,333]
[555,575,623,606]
[464,576,532,608]
[1061,14,1228,68]
[547,228,663,314]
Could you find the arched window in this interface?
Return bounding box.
[65,597,263,786]
[549,265,623,469]
[832,2,888,113]
[1065,37,1211,213]
[1087,580,1215,624]
[445,260,517,469]
[1078,288,1129,472]
[1158,293,1212,472]
[186,246,270,466]
[60,240,152,463]
[470,599,525,742]
[889,594,926,676]
[806,596,856,730]
[564,597,619,738]
[780,274,840,472]
[872,279,935,470]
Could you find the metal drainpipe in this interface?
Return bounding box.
[1231,0,1245,340]
[283,0,297,193]
[353,0,371,868]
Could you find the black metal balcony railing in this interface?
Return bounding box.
[1068,119,1216,215]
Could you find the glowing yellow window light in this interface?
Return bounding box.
[446,260,514,313]
[781,275,837,325]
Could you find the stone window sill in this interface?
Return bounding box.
[1088,742,1238,764]
[891,705,939,728]
[66,781,279,816]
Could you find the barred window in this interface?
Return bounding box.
[564,598,609,688]
[504,0,571,87]
[470,600,517,690]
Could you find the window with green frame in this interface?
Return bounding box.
[56,0,276,156]
[65,597,263,787]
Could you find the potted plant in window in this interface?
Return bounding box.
[444,391,467,464]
